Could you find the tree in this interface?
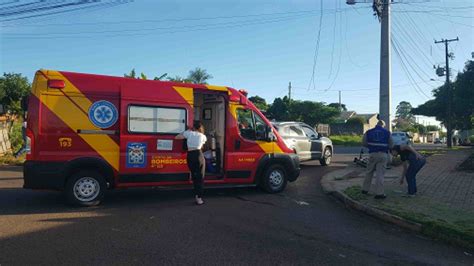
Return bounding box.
[289,100,340,126]
[413,60,474,131]
[0,73,31,115]
[125,69,166,80]
[124,69,137,79]
[426,125,439,132]
[154,73,168,81]
[396,101,415,122]
[187,67,212,84]
[266,97,340,126]
[452,60,474,130]
[413,123,427,135]
[167,76,191,83]
[267,97,291,121]
[328,103,347,111]
[248,96,268,111]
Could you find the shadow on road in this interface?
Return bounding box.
[0,163,334,216]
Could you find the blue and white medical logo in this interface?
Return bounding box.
[126,142,147,168]
[88,100,118,129]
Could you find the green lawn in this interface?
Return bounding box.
[0,154,25,166]
[330,135,362,146]
[344,185,474,249]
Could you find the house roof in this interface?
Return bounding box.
[354,113,378,122]
[338,111,356,122]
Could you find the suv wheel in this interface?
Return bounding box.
[320,147,332,166]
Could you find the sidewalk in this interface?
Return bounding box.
[321,148,474,249]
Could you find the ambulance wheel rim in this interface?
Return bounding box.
[73,177,100,202]
[269,169,284,189]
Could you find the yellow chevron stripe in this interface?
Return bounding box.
[173,86,194,107]
[229,104,240,120]
[206,85,230,94]
[256,141,284,154]
[38,71,120,171]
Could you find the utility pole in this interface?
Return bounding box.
[288,82,292,101]
[379,0,391,131]
[435,37,459,148]
[347,0,391,131]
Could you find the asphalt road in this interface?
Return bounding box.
[0,156,472,265]
[334,143,447,155]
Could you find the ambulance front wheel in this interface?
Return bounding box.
[261,165,287,193]
[65,170,106,207]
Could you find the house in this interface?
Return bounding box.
[330,112,378,135]
[335,111,356,123]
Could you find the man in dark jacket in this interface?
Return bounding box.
[361,120,393,199]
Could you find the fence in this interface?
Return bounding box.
[0,120,12,155]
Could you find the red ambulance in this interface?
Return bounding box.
[24,70,300,206]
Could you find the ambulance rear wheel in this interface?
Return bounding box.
[261,165,287,193]
[65,170,106,207]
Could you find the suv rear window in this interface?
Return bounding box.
[289,126,304,137]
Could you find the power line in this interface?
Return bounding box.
[393,35,433,82]
[397,2,474,11]
[391,17,434,69]
[3,13,315,36]
[394,4,443,58]
[2,14,317,39]
[308,0,324,91]
[0,1,131,23]
[328,1,338,78]
[393,10,474,19]
[344,7,369,68]
[391,37,431,99]
[1,7,368,27]
[391,27,435,82]
[324,3,343,93]
[291,79,441,93]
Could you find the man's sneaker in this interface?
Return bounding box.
[361,190,368,195]
[195,196,204,205]
[374,194,387,199]
[402,194,416,198]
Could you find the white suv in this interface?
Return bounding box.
[392,131,411,145]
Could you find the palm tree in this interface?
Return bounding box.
[187,67,213,84]
[124,69,137,78]
[167,76,191,83]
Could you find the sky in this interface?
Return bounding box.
[1,0,473,127]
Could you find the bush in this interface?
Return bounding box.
[330,135,362,146]
[9,120,24,152]
[469,135,474,143]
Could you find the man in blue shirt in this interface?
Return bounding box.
[361,120,393,199]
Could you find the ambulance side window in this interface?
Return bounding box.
[128,105,186,134]
[236,108,268,141]
[253,113,266,140]
[237,109,255,140]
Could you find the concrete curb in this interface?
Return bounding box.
[320,170,422,233]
